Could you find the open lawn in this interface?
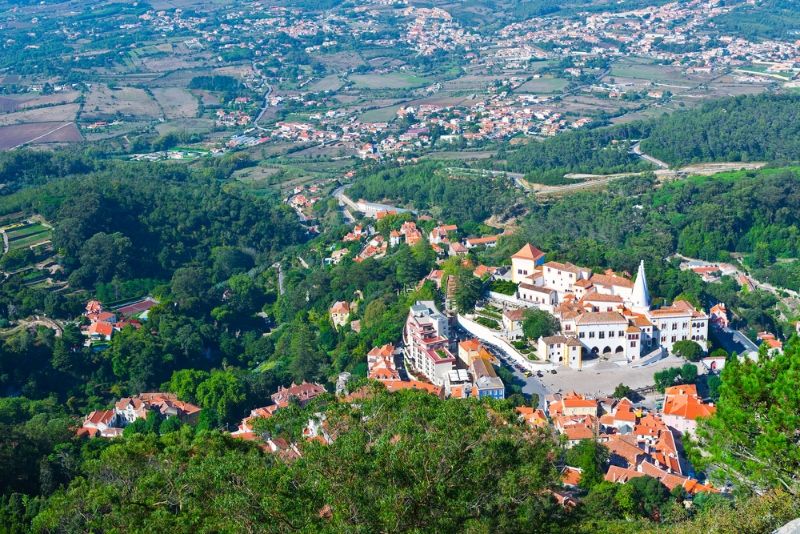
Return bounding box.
[349,72,429,90]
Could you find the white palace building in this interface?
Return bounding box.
[507,244,708,370]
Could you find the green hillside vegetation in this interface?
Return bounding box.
[503,94,800,179]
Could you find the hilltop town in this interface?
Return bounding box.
[2,0,800,531]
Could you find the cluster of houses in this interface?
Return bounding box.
[78,392,202,438]
[401,300,505,398]
[332,211,502,266]
[518,386,718,497]
[81,299,158,346]
[485,243,711,369]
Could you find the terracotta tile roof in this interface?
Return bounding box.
[513,243,545,261]
[663,385,716,421]
[459,338,481,352]
[272,382,327,407]
[84,409,115,426]
[561,466,582,487]
[563,424,595,441]
[590,273,634,289]
[544,261,585,275]
[605,465,645,484]
[383,380,442,396]
[503,308,526,321]
[516,406,548,429]
[582,291,624,303]
[576,311,628,325]
[330,301,350,314]
[466,235,499,246]
[605,434,646,467]
[519,283,555,294]
[87,321,114,337]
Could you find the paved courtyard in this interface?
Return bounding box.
[536,355,700,398]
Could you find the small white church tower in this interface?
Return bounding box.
[630,260,651,313]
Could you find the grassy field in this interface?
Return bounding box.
[151,87,199,119]
[517,77,569,93]
[350,72,429,90]
[309,75,344,92]
[359,105,401,122]
[0,103,80,126]
[82,84,161,120]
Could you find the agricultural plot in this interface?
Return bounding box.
[82,85,161,121]
[309,75,344,92]
[155,118,215,136]
[0,96,22,113]
[349,72,429,90]
[0,122,82,150]
[359,105,402,122]
[0,103,80,126]
[151,87,199,119]
[442,74,504,92]
[17,91,81,110]
[517,77,569,94]
[4,221,52,251]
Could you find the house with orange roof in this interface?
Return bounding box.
[604,434,649,468]
[79,393,201,438]
[272,382,327,408]
[599,397,639,433]
[78,409,122,438]
[501,308,526,340]
[710,303,729,328]
[604,465,645,484]
[329,301,351,329]
[757,331,783,354]
[511,243,546,284]
[661,384,716,435]
[561,466,582,488]
[428,224,457,245]
[516,406,548,430]
[232,405,279,438]
[465,235,499,249]
[555,415,597,447]
[457,338,482,366]
[548,392,598,417]
[473,264,497,279]
[367,344,400,382]
[639,461,717,495]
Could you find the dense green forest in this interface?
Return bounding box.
[503,94,800,180]
[711,0,800,41]
[640,95,800,165]
[3,380,799,533]
[348,162,525,222]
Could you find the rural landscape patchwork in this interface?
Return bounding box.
[1,0,800,532]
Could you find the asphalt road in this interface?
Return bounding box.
[711,323,758,356]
